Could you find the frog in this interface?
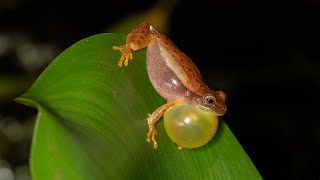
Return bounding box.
[113,21,227,149]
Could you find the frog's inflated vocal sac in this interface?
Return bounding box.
[113,22,227,150]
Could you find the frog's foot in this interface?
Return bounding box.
[113,45,133,67]
[146,126,158,149]
[145,101,179,149]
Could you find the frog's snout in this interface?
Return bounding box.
[220,106,227,116]
[214,90,227,116]
[214,105,227,116]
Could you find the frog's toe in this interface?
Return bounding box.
[112,45,123,51]
[123,53,132,66]
[117,56,126,67]
[152,132,159,149]
[147,129,158,149]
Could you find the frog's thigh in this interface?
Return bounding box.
[129,33,152,51]
[127,22,153,50]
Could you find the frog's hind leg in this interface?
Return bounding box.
[147,100,178,149]
[113,21,153,67]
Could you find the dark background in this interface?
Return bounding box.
[1,0,319,179]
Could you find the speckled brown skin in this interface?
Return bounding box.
[113,21,227,149]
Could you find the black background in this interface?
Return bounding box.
[1,0,319,179]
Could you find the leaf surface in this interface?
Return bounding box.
[17,33,261,180]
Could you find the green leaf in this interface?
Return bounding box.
[16,33,261,179]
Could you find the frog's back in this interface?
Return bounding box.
[146,27,207,101]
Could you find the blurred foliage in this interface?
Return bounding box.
[107,0,177,34]
[0,76,34,102]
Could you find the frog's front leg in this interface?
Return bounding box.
[112,44,133,67]
[147,100,178,149]
[113,21,153,67]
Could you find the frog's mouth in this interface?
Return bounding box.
[211,106,227,116]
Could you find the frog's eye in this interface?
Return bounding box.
[203,95,216,106]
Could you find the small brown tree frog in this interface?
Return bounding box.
[113,22,227,149]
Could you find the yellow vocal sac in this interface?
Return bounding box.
[164,102,219,149]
